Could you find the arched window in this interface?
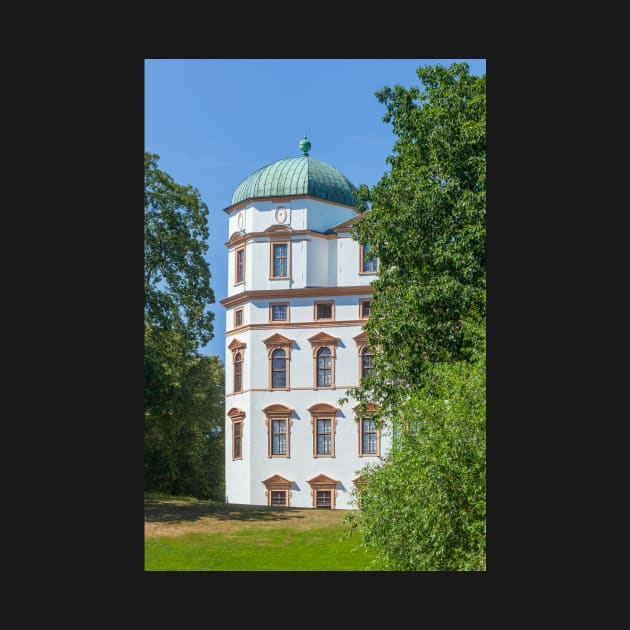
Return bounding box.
[233,352,242,393]
[271,348,287,389]
[263,334,293,391]
[317,347,332,387]
[361,347,374,379]
[308,332,339,389]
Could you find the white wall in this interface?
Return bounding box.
[224,195,385,509]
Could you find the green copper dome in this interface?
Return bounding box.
[231,140,358,207]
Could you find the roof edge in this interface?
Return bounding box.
[223,194,360,214]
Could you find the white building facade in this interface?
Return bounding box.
[221,138,390,509]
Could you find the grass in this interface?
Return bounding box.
[144,493,386,571]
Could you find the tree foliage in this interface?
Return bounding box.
[145,152,215,348]
[144,153,224,499]
[144,341,225,500]
[346,63,486,570]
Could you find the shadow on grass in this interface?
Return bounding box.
[144,500,307,524]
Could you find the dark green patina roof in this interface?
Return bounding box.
[231,139,358,207]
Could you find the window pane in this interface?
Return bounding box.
[271,491,286,506]
[316,490,331,508]
[273,244,287,277]
[272,372,286,388]
[316,303,332,319]
[236,249,244,282]
[317,370,331,387]
[362,351,374,377]
[317,433,331,455]
[272,304,287,320]
[318,356,331,369]
[317,419,331,455]
[362,433,376,454]
[272,434,286,455]
[362,301,371,317]
[362,245,377,272]
[233,422,241,458]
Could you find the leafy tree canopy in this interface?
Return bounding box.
[144,152,215,348]
[351,62,486,416]
[345,62,486,571]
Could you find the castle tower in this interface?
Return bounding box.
[220,137,389,509]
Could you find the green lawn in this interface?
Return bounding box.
[144,494,386,571]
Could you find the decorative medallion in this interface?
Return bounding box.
[237,211,245,230]
[275,206,287,224]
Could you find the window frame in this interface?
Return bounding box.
[358,416,380,457]
[262,474,292,507]
[316,347,333,388]
[233,351,243,393]
[359,243,379,274]
[315,490,332,509]
[359,298,372,319]
[315,418,332,456]
[270,490,288,506]
[228,338,247,395]
[227,408,246,461]
[307,332,339,390]
[270,348,288,390]
[313,300,335,321]
[269,241,290,279]
[234,307,244,328]
[306,474,338,509]
[264,404,292,458]
[353,403,380,458]
[360,346,374,380]
[235,246,245,285]
[269,302,290,323]
[263,334,294,391]
[308,403,339,458]
[271,419,288,457]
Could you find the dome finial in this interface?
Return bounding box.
[299,134,311,156]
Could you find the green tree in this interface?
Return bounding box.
[144,153,223,498]
[346,63,486,570]
[144,152,215,348]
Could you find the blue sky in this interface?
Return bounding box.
[144,58,486,363]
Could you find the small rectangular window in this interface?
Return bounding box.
[314,301,334,321]
[270,303,289,322]
[234,308,243,328]
[360,299,371,318]
[360,244,378,274]
[270,491,287,506]
[316,490,331,509]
